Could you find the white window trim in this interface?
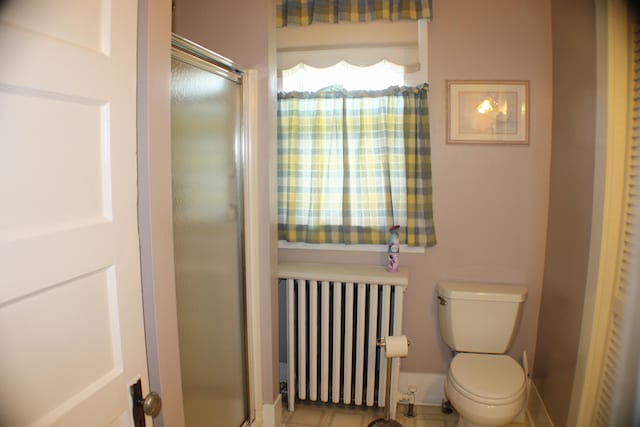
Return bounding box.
[276,20,430,253]
[276,19,429,85]
[278,240,425,253]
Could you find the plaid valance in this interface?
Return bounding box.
[276,0,432,27]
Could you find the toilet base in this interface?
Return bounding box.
[445,375,525,427]
[454,406,527,427]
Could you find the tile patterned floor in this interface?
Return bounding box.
[282,403,458,427]
[282,402,530,427]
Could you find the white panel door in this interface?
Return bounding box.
[0,1,149,426]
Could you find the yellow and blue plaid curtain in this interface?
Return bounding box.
[277,85,436,247]
[276,0,432,27]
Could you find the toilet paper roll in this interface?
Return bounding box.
[384,335,409,358]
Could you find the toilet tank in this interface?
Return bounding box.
[437,281,528,354]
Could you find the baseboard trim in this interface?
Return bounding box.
[527,382,553,427]
[258,393,282,427]
[398,372,554,427]
[276,369,553,427]
[397,372,446,406]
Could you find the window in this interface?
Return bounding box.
[277,21,435,248]
[281,60,405,92]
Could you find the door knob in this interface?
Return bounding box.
[140,391,162,417]
[130,379,162,427]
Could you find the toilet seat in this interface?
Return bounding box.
[448,353,526,405]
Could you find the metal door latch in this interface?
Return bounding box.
[130,379,162,427]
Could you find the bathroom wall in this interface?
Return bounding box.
[171,0,556,406]
[173,0,280,405]
[533,1,597,425]
[279,0,553,375]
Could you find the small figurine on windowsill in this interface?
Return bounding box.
[387,225,400,272]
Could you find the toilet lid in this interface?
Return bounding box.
[449,353,525,402]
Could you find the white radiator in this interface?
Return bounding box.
[279,262,408,417]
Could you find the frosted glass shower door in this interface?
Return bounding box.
[171,45,248,427]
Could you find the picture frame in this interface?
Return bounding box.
[447,80,529,145]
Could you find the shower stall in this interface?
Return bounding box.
[170,34,250,427]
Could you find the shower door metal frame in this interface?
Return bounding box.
[170,33,253,427]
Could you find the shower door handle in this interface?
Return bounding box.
[130,378,162,426]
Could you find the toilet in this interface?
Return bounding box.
[437,281,528,427]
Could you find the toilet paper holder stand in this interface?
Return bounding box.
[368,336,410,427]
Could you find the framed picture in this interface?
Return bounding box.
[447,80,529,144]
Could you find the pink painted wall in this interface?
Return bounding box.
[279,0,553,374]
[534,1,597,425]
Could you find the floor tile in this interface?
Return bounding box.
[288,407,325,426]
[414,420,446,427]
[328,412,364,427]
[282,402,528,427]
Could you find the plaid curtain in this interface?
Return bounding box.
[276,0,432,27]
[277,85,436,247]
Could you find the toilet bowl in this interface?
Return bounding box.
[445,353,526,427]
[436,281,529,427]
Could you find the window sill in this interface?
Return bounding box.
[277,240,425,254]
